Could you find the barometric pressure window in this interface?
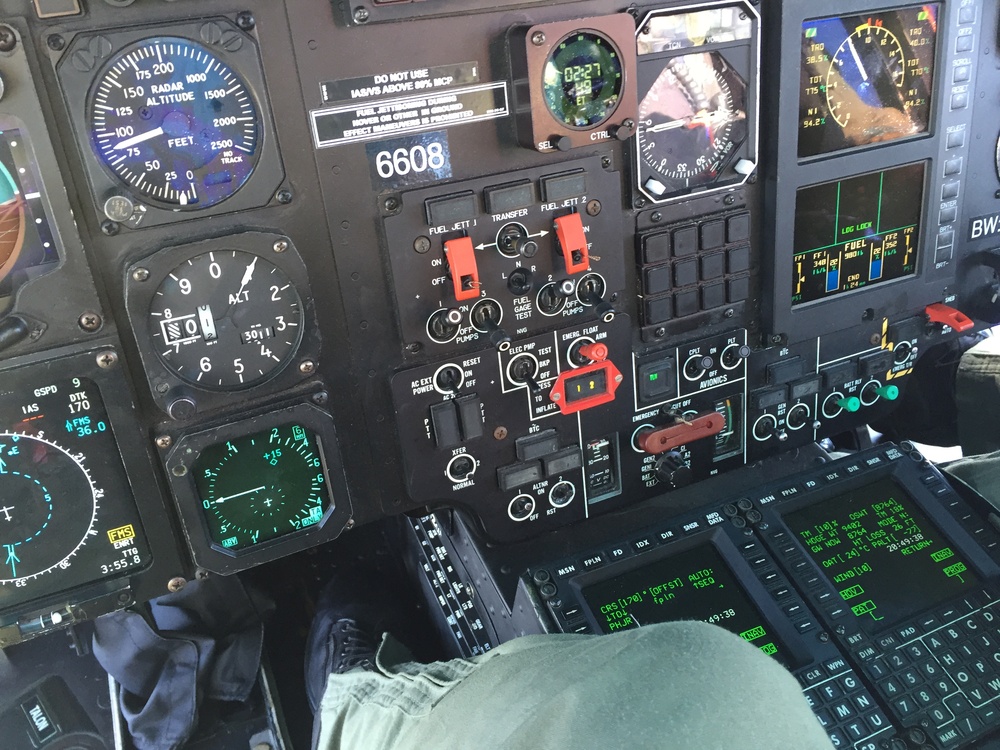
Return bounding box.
[798,5,938,158]
[87,37,262,209]
[792,162,924,305]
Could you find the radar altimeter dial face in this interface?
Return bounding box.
[193,423,329,551]
[0,434,98,583]
[149,250,303,390]
[88,37,261,210]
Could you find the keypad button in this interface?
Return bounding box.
[938,651,959,668]
[887,652,908,669]
[952,669,973,688]
[852,691,875,712]
[899,668,921,688]
[932,677,954,697]
[843,719,868,740]
[815,709,833,728]
[879,676,904,697]
[893,696,917,716]
[877,634,899,650]
[830,699,855,721]
[917,659,940,679]
[936,726,963,746]
[803,689,819,709]
[865,660,890,680]
[913,688,935,706]
[827,728,848,748]
[946,694,972,715]
[818,683,842,702]
[956,714,982,736]
[928,705,953,725]
[905,642,927,660]
[823,657,848,675]
[970,659,990,678]
[839,673,860,692]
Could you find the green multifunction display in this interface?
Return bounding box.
[784,477,977,630]
[193,423,329,551]
[582,543,786,662]
[792,162,923,305]
[542,32,624,128]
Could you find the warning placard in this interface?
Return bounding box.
[310,81,508,148]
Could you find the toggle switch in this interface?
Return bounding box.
[636,412,726,455]
[444,236,480,302]
[925,302,974,332]
[553,212,590,274]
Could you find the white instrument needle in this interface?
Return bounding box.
[848,38,869,82]
[113,127,165,151]
[215,486,265,504]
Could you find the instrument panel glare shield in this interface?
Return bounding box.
[0,376,150,611]
[798,5,939,158]
[783,476,977,629]
[792,162,924,305]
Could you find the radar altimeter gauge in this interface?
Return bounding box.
[149,249,303,390]
[87,36,261,210]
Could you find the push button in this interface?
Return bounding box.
[426,192,477,227]
[541,171,586,203]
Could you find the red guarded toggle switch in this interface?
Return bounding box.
[577,342,608,362]
[549,359,622,415]
[925,303,974,332]
[444,236,480,302]
[636,412,726,455]
[553,212,590,275]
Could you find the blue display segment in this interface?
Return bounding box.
[869,256,882,280]
[88,37,261,209]
[826,266,839,293]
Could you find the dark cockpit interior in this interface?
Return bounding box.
[2,0,1000,747]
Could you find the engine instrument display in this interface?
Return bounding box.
[0,375,150,611]
[783,477,977,630]
[193,423,329,551]
[798,5,938,158]
[542,32,624,129]
[149,250,303,389]
[0,127,57,290]
[87,37,261,209]
[582,542,787,662]
[792,162,923,305]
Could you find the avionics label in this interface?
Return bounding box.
[968,212,1000,241]
[310,82,509,148]
[320,62,481,103]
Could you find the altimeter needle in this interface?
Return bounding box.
[113,127,165,151]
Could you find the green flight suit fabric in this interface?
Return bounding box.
[315,619,834,749]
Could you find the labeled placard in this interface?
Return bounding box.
[311,82,508,148]
[366,131,452,190]
[321,62,480,103]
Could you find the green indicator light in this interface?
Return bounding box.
[649,373,658,382]
[918,10,928,20]
[931,548,955,563]
[838,396,862,413]
[759,643,778,656]
[805,27,817,38]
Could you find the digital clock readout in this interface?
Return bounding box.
[783,478,977,631]
[543,32,624,129]
[582,543,787,663]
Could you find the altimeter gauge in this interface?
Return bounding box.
[149,250,303,390]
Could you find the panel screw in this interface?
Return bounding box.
[96,351,118,369]
[46,34,65,51]
[869,333,881,345]
[531,31,546,46]
[383,196,399,212]
[634,198,646,209]
[353,7,370,24]
[650,211,662,223]
[770,334,783,345]
[0,26,17,53]
[155,435,172,450]
[413,236,431,254]
[195,568,210,580]
[235,11,255,31]
[117,592,131,605]
[299,360,317,375]
[494,426,508,440]
[79,312,102,332]
[724,308,735,318]
[552,392,561,401]
[406,342,421,354]
[167,577,186,593]
[128,268,149,284]
[654,327,666,338]
[276,188,293,204]
[601,156,612,168]
[312,391,329,405]
[586,200,602,217]
[345,518,356,530]
[273,240,288,253]
[101,220,120,236]
[724,194,736,205]
[172,464,187,477]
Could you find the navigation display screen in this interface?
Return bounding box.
[798,5,938,158]
[784,477,977,630]
[792,162,923,305]
[581,543,788,663]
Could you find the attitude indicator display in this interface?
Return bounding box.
[792,162,924,305]
[798,5,938,158]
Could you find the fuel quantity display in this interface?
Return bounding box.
[0,376,150,611]
[792,162,923,305]
[193,423,330,551]
[799,6,937,158]
[582,543,786,663]
[784,478,977,630]
[88,37,261,209]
